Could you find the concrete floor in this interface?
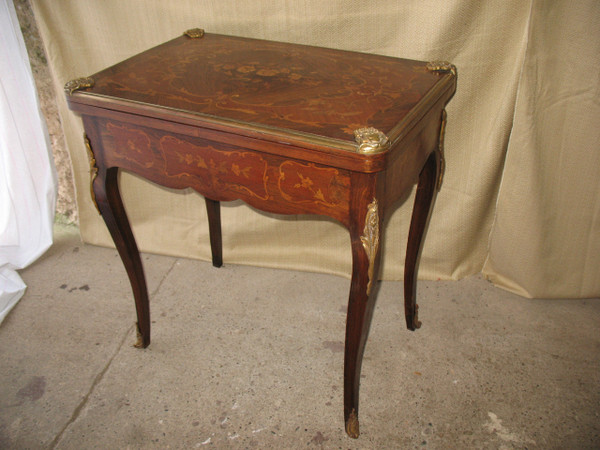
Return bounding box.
[0,223,598,449]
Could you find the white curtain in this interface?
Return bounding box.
[0,0,57,324]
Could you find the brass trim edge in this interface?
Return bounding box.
[354,127,390,154]
[360,198,380,295]
[68,67,454,160]
[64,77,94,95]
[184,28,205,38]
[426,60,457,77]
[69,92,358,152]
[437,109,447,191]
[83,134,100,214]
[386,71,455,147]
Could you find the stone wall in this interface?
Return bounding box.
[13,0,77,224]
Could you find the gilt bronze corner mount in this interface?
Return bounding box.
[64,77,94,95]
[426,61,457,77]
[184,28,205,39]
[354,127,390,154]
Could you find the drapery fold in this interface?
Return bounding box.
[29,0,599,298]
[482,0,600,298]
[0,0,57,324]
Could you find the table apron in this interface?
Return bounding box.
[72,103,385,173]
[85,116,355,225]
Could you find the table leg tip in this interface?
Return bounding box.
[407,304,422,330]
[133,322,150,348]
[345,409,360,438]
[133,339,149,349]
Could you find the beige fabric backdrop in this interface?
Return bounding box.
[30,0,599,298]
[482,1,600,298]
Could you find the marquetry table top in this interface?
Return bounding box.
[65,30,455,154]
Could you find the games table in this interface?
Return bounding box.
[65,29,456,437]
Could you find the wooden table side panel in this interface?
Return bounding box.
[382,105,445,210]
[69,101,386,173]
[90,117,352,224]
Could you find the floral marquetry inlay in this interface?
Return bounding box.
[105,122,155,169]
[278,161,349,207]
[86,34,444,144]
[160,135,269,200]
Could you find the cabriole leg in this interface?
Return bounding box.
[344,196,383,438]
[404,150,440,330]
[94,166,151,348]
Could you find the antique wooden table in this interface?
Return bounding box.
[65,29,456,438]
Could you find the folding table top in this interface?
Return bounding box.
[65,30,455,154]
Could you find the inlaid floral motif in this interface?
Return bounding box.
[278,161,349,207]
[160,135,269,200]
[105,122,155,169]
[89,34,437,143]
